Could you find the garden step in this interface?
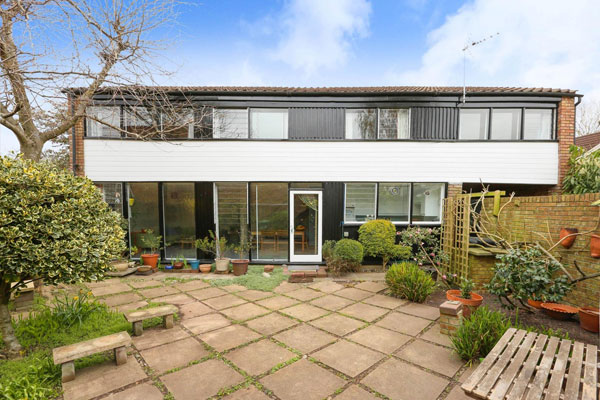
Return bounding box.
[124,304,178,336]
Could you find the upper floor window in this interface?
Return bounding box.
[213,109,248,138]
[86,106,120,137]
[491,109,521,140]
[523,109,553,140]
[250,109,288,139]
[124,106,194,138]
[378,109,410,139]
[345,109,376,139]
[459,109,489,140]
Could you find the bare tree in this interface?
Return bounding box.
[576,100,600,137]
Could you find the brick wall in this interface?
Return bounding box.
[551,96,576,194]
[447,183,463,198]
[68,97,85,177]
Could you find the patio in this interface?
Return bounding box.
[60,274,477,400]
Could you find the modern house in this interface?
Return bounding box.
[67,86,580,264]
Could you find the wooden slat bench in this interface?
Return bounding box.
[462,328,599,400]
[52,331,131,383]
[124,305,177,336]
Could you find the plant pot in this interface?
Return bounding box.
[591,234,600,258]
[173,262,184,270]
[136,265,153,275]
[215,258,230,273]
[189,260,200,270]
[232,259,249,276]
[527,299,543,309]
[559,228,578,248]
[446,289,483,318]
[165,265,173,270]
[541,302,578,320]
[578,307,599,333]
[111,260,129,272]
[264,265,275,273]
[141,253,159,268]
[199,264,212,274]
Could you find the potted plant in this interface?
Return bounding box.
[196,230,230,273]
[446,277,483,318]
[231,232,252,276]
[188,259,200,270]
[172,254,185,270]
[199,264,212,274]
[139,229,162,270]
[111,246,137,272]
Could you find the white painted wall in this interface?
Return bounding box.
[84,139,558,184]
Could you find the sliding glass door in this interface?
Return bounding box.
[163,183,196,259]
[250,183,288,261]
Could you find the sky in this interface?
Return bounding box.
[2,0,600,154]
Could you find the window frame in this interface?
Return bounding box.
[344,108,378,140]
[458,108,491,140]
[249,108,289,140]
[85,106,123,138]
[522,108,555,141]
[410,182,445,225]
[377,108,411,140]
[376,182,412,224]
[212,107,249,139]
[343,182,378,224]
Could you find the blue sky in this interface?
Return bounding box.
[2,0,600,154]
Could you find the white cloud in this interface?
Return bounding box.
[271,0,372,75]
[390,0,600,101]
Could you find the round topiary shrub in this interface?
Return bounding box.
[333,239,363,263]
[358,219,408,268]
[385,262,435,303]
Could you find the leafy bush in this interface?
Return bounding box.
[563,145,600,194]
[322,240,336,261]
[0,352,60,400]
[358,219,410,268]
[452,306,511,362]
[459,278,475,299]
[333,239,364,264]
[385,262,436,303]
[397,226,445,266]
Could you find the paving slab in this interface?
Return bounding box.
[102,382,163,400]
[335,385,379,400]
[86,278,122,288]
[361,358,449,400]
[354,281,387,293]
[113,300,148,313]
[260,359,345,400]
[133,326,190,350]
[285,287,324,301]
[280,303,329,321]
[347,325,411,353]
[362,294,407,309]
[188,286,228,300]
[100,292,143,307]
[399,302,440,320]
[220,284,249,293]
[62,357,146,400]
[178,301,213,319]
[308,280,345,293]
[91,283,132,297]
[273,324,336,353]
[223,385,271,400]
[246,312,298,336]
[202,293,248,310]
[396,339,463,377]
[375,312,432,336]
[446,385,474,400]
[140,337,208,373]
[273,281,302,294]
[172,280,210,292]
[181,313,231,334]
[152,293,194,305]
[237,289,274,301]
[199,324,262,352]
[309,294,355,311]
[225,339,297,375]
[127,280,162,289]
[339,302,388,322]
[138,286,179,299]
[221,303,270,321]
[256,295,300,310]
[420,324,453,347]
[312,340,385,377]
[310,313,365,336]
[334,287,373,301]
[161,359,244,400]
[458,361,480,383]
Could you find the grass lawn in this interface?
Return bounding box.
[210,265,287,291]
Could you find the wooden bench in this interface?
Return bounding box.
[462,327,599,400]
[124,305,177,336]
[52,331,131,383]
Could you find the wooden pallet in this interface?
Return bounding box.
[462,328,599,400]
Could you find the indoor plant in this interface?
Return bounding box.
[139,229,162,270]
[231,233,252,276]
[196,230,230,273]
[446,277,483,317]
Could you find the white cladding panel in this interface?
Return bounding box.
[84,140,558,184]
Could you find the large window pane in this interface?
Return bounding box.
[459,109,489,140]
[161,110,194,139]
[86,107,120,137]
[412,183,444,223]
[250,109,288,139]
[378,109,410,139]
[250,183,288,261]
[345,109,376,139]
[95,183,123,213]
[164,183,196,259]
[345,183,376,223]
[523,109,553,140]
[124,107,160,137]
[213,109,248,138]
[216,182,248,258]
[491,109,521,140]
[128,183,160,257]
[378,183,410,222]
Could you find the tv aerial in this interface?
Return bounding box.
[462,32,500,103]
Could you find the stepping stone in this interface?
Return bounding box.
[199,324,262,352]
[113,300,148,313]
[285,288,324,301]
[225,339,296,375]
[91,283,131,297]
[203,294,248,310]
[312,340,384,377]
[128,280,161,289]
[161,359,244,399]
[309,280,345,293]
[354,281,387,293]
[376,312,431,336]
[133,326,190,350]
[273,282,302,294]
[62,357,146,400]
[221,303,270,321]
[246,312,298,336]
[139,286,179,299]
[347,325,411,353]
[153,293,195,305]
[361,358,449,400]
[223,385,271,400]
[339,303,388,322]
[100,292,143,307]
[362,294,407,309]
[399,302,440,320]
[280,304,329,321]
[335,288,373,301]
[102,382,163,400]
[220,284,248,293]
[178,301,213,319]
[309,294,355,311]
[172,280,210,292]
[188,287,228,300]
[310,313,365,336]
[182,313,231,334]
[256,295,300,310]
[336,385,379,400]
[259,359,345,400]
[237,289,273,301]
[396,340,463,377]
[86,278,122,288]
[420,324,453,347]
[141,337,208,373]
[273,324,336,353]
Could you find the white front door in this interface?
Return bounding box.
[289,190,323,263]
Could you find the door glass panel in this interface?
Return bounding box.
[250,183,288,261]
[293,193,319,256]
[128,183,159,257]
[164,183,196,259]
[215,182,248,258]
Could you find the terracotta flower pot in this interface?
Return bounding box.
[541,302,578,320]
[591,234,600,258]
[527,299,543,309]
[578,307,599,333]
[232,259,249,276]
[446,289,483,318]
[140,254,159,269]
[111,260,129,272]
[264,265,275,273]
[199,264,212,274]
[173,262,184,270]
[215,258,230,273]
[559,228,578,248]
